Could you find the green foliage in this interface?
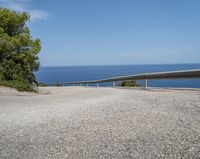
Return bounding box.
[120,80,140,87]
[0,78,35,92]
[0,8,41,91]
[38,82,48,87]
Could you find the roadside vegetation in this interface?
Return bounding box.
[38,82,48,87]
[0,8,41,92]
[120,80,140,87]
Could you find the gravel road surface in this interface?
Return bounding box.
[0,87,200,159]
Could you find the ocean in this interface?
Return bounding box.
[35,64,200,88]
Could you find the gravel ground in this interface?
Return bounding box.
[0,86,200,159]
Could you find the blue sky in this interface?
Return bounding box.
[1,0,200,66]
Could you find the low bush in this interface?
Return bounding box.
[120,80,140,87]
[0,78,35,92]
[38,82,48,87]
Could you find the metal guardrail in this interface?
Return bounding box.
[48,69,200,88]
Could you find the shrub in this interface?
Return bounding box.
[38,82,48,87]
[0,79,35,92]
[120,80,140,87]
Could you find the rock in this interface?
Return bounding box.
[31,82,39,92]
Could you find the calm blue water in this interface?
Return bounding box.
[35,64,200,88]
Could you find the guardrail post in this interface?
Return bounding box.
[113,81,116,87]
[144,79,148,88]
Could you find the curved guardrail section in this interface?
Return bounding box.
[48,69,200,88]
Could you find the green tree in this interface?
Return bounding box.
[0,8,41,91]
